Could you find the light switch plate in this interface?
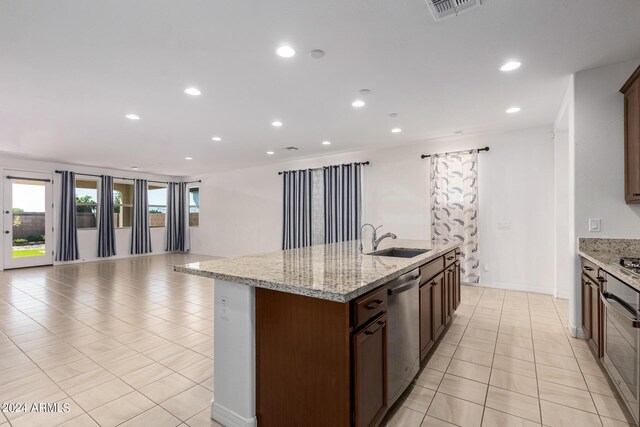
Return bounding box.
[589,218,601,232]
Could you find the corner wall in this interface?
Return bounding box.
[189,125,556,294]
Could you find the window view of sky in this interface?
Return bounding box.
[12,183,45,212]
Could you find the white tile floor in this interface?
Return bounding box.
[384,286,635,427]
[0,255,634,426]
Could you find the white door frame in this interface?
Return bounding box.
[3,169,54,269]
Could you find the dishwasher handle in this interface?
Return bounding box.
[388,278,419,295]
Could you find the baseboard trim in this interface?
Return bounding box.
[212,401,257,427]
[569,320,586,339]
[463,281,553,296]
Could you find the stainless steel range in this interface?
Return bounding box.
[601,258,640,424]
[621,257,640,274]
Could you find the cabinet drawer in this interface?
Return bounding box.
[444,250,457,267]
[354,287,387,329]
[420,257,444,284]
[581,258,605,283]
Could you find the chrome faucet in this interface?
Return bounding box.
[360,224,397,252]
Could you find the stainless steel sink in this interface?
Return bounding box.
[367,247,429,258]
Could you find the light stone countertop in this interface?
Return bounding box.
[578,238,640,291]
[175,239,461,302]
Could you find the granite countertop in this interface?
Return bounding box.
[578,238,640,291]
[175,239,460,302]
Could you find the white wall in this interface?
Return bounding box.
[568,58,640,334]
[0,157,180,269]
[574,59,640,239]
[189,125,556,294]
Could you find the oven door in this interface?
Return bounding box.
[602,276,640,424]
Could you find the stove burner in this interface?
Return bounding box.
[620,257,640,274]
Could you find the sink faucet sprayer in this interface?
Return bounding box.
[360,224,397,253]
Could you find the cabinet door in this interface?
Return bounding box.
[353,314,387,427]
[582,275,592,340]
[625,79,640,203]
[446,267,454,320]
[589,282,601,357]
[431,273,445,341]
[454,261,461,308]
[420,284,433,361]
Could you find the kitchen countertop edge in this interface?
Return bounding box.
[174,241,461,303]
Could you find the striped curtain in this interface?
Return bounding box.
[130,179,152,254]
[97,175,116,257]
[55,171,80,261]
[282,170,313,250]
[165,182,188,252]
[323,163,362,244]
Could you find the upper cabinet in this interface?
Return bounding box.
[621,65,640,204]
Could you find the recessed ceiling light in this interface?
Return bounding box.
[506,106,521,114]
[131,166,140,170]
[185,157,193,160]
[184,87,201,96]
[266,151,275,155]
[359,89,371,95]
[276,46,295,58]
[500,61,522,72]
[352,100,365,108]
[211,136,222,141]
[391,128,402,133]
[125,114,140,120]
[272,121,283,127]
[322,140,331,145]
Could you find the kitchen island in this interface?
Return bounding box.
[175,239,461,427]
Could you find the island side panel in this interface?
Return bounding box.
[256,288,351,427]
[212,280,257,427]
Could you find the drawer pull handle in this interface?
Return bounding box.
[446,256,455,260]
[365,321,386,335]
[597,276,605,282]
[584,266,594,271]
[365,300,383,310]
[634,193,640,197]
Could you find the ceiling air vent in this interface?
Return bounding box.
[426,0,481,21]
[283,146,299,151]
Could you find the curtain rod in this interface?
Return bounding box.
[54,170,201,185]
[277,161,370,175]
[421,147,489,159]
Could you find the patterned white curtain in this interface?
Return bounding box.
[431,150,479,283]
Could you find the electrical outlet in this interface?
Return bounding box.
[483,264,489,272]
[220,296,229,320]
[589,218,601,233]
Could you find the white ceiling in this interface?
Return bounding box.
[1,0,639,176]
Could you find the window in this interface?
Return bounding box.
[113,181,133,228]
[76,179,98,229]
[148,184,167,228]
[189,186,199,227]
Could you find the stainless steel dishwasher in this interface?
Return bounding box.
[386,268,420,407]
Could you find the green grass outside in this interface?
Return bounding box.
[12,249,46,258]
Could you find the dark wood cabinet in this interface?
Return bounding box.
[581,274,592,341]
[353,314,387,427]
[620,65,640,204]
[420,283,434,360]
[589,281,600,357]
[580,257,605,359]
[431,272,446,342]
[454,261,461,309]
